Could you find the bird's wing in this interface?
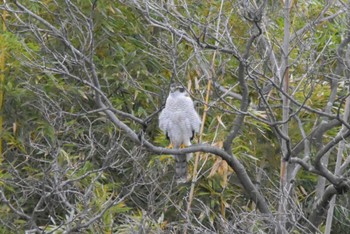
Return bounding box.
[158,107,171,133]
[189,107,201,133]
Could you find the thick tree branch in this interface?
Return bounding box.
[223,20,262,152]
[306,181,350,232]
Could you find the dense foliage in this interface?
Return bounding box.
[0,0,350,233]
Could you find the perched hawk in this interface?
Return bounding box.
[159,83,201,183]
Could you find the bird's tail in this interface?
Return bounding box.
[175,154,187,183]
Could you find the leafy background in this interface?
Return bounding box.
[0,0,349,233]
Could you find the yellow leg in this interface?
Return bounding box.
[167,144,185,149]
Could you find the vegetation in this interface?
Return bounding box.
[0,0,350,233]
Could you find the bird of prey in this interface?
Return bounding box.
[159,83,201,183]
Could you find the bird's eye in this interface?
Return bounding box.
[179,87,185,92]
